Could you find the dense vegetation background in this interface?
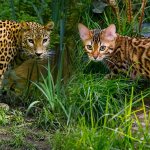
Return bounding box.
[0,0,150,149]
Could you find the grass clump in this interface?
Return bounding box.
[0,0,150,149]
[65,73,138,122]
[45,70,150,149]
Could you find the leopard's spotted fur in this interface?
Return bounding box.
[0,20,54,87]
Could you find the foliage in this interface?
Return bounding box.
[0,109,8,125]
[0,0,52,23]
[0,0,150,149]
[51,83,150,149]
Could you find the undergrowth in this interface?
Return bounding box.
[0,0,150,149]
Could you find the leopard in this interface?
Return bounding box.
[0,20,54,87]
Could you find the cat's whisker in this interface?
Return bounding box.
[105,58,116,66]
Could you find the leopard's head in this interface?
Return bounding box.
[21,21,54,58]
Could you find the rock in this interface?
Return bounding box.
[0,103,9,111]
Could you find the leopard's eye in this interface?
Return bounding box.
[43,38,48,43]
[86,45,93,50]
[100,46,106,51]
[28,39,34,44]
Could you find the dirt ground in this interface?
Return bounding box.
[0,99,52,150]
[0,125,51,150]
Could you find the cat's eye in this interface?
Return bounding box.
[100,46,106,51]
[28,39,34,44]
[43,38,48,43]
[86,45,93,50]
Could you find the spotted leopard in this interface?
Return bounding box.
[0,20,54,87]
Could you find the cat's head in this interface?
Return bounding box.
[78,23,117,61]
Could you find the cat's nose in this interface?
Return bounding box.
[35,52,42,57]
[93,55,98,60]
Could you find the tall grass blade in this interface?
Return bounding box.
[26,101,40,115]
[29,1,43,24]
[9,0,16,20]
[32,61,56,111]
[51,0,59,24]
[56,0,65,96]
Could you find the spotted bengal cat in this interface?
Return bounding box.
[78,23,150,79]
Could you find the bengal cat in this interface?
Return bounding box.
[78,23,150,79]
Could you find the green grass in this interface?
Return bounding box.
[0,108,9,125]
[1,53,150,149]
[29,66,150,149]
[1,71,150,149]
[0,0,150,149]
[50,76,150,149]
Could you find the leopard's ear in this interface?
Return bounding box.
[104,24,116,41]
[20,22,30,31]
[78,23,91,40]
[44,21,54,31]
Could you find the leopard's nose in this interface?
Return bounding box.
[35,52,42,57]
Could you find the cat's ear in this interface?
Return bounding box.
[78,23,91,40]
[104,24,116,41]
